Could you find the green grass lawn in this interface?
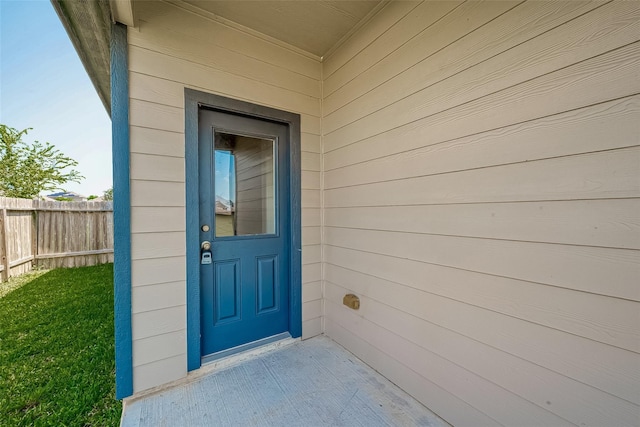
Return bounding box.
[0,264,122,426]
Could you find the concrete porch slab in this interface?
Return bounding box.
[121,335,449,426]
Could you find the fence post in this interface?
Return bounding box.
[32,208,38,269]
[0,209,10,282]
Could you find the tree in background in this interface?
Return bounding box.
[102,187,113,201]
[0,125,83,199]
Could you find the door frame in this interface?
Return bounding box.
[184,89,302,371]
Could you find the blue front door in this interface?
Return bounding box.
[198,108,290,357]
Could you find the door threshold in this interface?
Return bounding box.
[201,332,294,367]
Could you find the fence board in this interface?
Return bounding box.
[0,197,114,281]
[0,209,9,280]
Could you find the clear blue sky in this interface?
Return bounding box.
[0,0,112,197]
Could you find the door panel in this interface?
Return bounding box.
[257,255,278,313]
[199,108,290,356]
[214,260,241,323]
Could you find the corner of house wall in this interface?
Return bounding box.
[319,61,326,335]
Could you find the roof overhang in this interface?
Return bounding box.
[51,0,113,115]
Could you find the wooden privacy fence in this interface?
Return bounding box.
[0,197,113,282]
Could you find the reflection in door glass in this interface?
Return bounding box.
[214,132,275,237]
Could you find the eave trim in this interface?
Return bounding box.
[51,0,112,115]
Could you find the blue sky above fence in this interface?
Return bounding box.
[0,0,112,197]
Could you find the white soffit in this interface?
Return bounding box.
[183,0,384,57]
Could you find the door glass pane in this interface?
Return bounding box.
[214,131,276,237]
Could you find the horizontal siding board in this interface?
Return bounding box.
[325,318,501,427]
[302,245,321,266]
[132,257,186,287]
[132,305,186,340]
[129,48,320,117]
[129,71,182,110]
[133,330,186,367]
[302,280,322,303]
[130,126,184,158]
[131,231,186,260]
[135,0,321,80]
[130,153,185,183]
[132,281,186,314]
[302,299,322,321]
[324,198,640,250]
[302,317,322,339]
[301,132,320,154]
[301,152,321,172]
[302,189,320,209]
[130,98,183,134]
[302,208,321,227]
[323,256,640,404]
[324,226,640,301]
[326,95,640,186]
[323,0,608,123]
[133,353,187,393]
[302,226,321,246]
[131,180,185,207]
[325,41,640,163]
[131,207,185,234]
[300,115,321,136]
[326,282,639,426]
[301,171,320,190]
[322,1,420,78]
[325,300,574,427]
[323,1,464,97]
[302,263,321,284]
[326,147,640,207]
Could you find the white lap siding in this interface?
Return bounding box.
[128,0,322,393]
[321,1,640,426]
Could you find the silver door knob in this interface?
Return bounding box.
[201,241,211,251]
